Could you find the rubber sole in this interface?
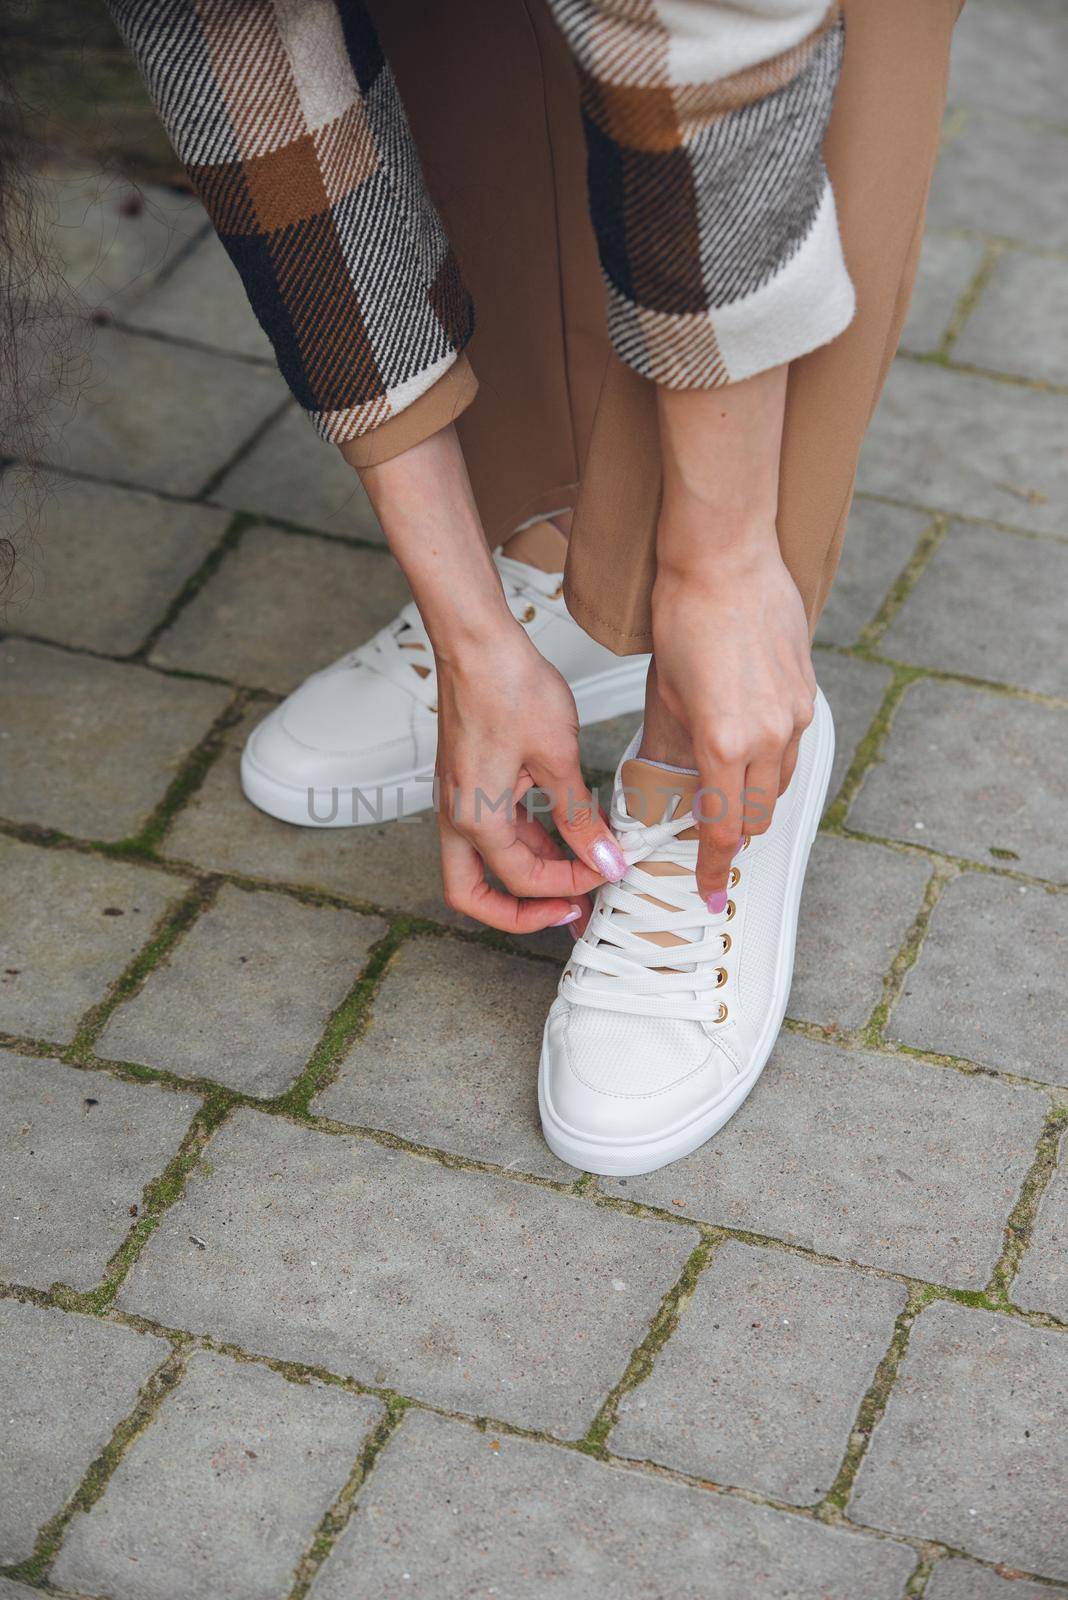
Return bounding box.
[538,690,836,1177]
[240,655,651,828]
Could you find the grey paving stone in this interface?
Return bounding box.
[955,249,1068,385]
[0,1051,199,1291]
[5,477,228,655]
[848,679,1068,882]
[212,403,385,543]
[928,112,1068,251]
[812,651,893,811]
[579,710,642,775]
[309,1408,915,1600]
[0,1299,169,1566]
[149,524,410,694]
[124,232,273,360]
[790,835,931,1033]
[44,169,207,313]
[851,1301,1068,1579]
[0,837,184,1043]
[315,937,573,1178]
[0,1579,49,1598]
[98,884,385,1096]
[53,1352,383,1600]
[947,0,1068,122]
[815,500,930,648]
[881,523,1068,696]
[1012,1137,1068,1322]
[891,874,1068,1087]
[0,640,230,841]
[927,1560,1066,1600]
[610,1033,1046,1287]
[47,326,284,498]
[899,232,986,357]
[610,1241,906,1505]
[858,359,1068,536]
[118,1109,695,1436]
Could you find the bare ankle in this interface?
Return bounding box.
[639,661,697,769]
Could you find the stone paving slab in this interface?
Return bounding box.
[5,477,228,655]
[124,233,274,361]
[211,403,386,544]
[578,710,642,775]
[1012,1139,1068,1322]
[927,1561,1068,1600]
[955,249,1068,385]
[0,1579,45,1598]
[857,358,1068,536]
[47,326,284,498]
[0,838,184,1044]
[890,874,1068,1087]
[927,113,1068,252]
[315,937,573,1178]
[850,1301,1068,1580]
[0,1299,169,1566]
[53,1351,383,1600]
[898,232,986,357]
[848,679,1068,883]
[117,1109,695,1437]
[149,524,410,694]
[309,1408,916,1600]
[947,0,1068,123]
[0,1052,199,1291]
[814,500,930,648]
[0,640,231,842]
[790,835,931,1033]
[97,884,385,1097]
[610,1240,906,1506]
[880,523,1068,696]
[606,1033,1046,1287]
[44,169,207,313]
[811,651,893,809]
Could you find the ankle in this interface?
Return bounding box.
[639,663,697,769]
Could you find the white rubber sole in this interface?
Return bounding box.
[240,655,651,828]
[538,690,835,1176]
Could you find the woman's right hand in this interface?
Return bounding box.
[433,623,627,934]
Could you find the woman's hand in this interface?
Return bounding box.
[650,535,817,912]
[434,624,626,934]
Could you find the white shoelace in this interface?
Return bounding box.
[561,809,742,1024]
[344,553,564,712]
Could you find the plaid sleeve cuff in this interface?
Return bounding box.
[558,2,855,388]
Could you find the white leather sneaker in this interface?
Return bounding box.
[240,541,650,827]
[539,688,834,1176]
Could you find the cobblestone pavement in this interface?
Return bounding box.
[2,3,1067,1595]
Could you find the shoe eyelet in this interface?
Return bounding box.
[428,702,437,714]
[521,604,536,623]
[720,933,731,955]
[714,966,727,989]
[741,835,750,851]
[724,898,736,922]
[550,583,564,600]
[715,1001,728,1023]
[728,866,740,889]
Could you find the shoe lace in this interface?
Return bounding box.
[342,553,563,711]
[561,809,739,1024]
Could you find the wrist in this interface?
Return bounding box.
[424,593,522,667]
[655,509,781,586]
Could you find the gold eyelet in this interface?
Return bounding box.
[720,933,731,955]
[715,1001,729,1023]
[428,702,437,714]
[728,866,740,889]
[724,898,736,922]
[550,583,564,600]
[521,604,536,623]
[714,966,727,989]
[741,835,751,851]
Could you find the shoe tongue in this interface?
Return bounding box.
[500,519,567,575]
[619,759,698,828]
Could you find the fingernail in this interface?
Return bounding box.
[591,838,627,881]
[551,906,582,927]
[706,889,729,914]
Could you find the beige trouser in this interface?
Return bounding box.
[359,0,962,653]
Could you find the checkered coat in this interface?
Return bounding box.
[109,0,853,446]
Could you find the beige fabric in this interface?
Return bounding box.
[367,0,961,654]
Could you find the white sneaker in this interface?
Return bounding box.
[539,688,834,1176]
[240,546,650,827]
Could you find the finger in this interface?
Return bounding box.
[513,811,594,931]
[538,760,627,885]
[694,759,745,910]
[438,817,584,934]
[742,753,781,839]
[778,732,802,797]
[447,777,605,900]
